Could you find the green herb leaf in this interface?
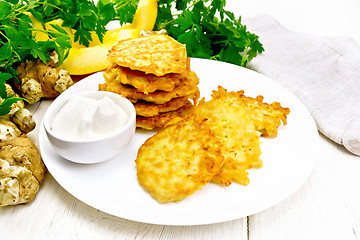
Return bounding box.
[0,95,24,116]
[0,73,12,98]
[113,0,139,25]
[0,72,24,116]
[155,0,264,67]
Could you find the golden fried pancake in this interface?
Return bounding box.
[211,86,290,137]
[108,34,188,76]
[136,115,224,203]
[99,71,199,104]
[134,93,199,117]
[136,102,194,130]
[191,97,262,186]
[103,58,190,94]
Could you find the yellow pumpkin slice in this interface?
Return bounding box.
[60,29,140,75]
[43,19,102,48]
[25,12,49,41]
[132,0,158,30]
[30,0,158,75]
[61,0,158,75]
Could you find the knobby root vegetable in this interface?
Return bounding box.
[0,84,44,206]
[0,118,21,143]
[11,109,36,134]
[0,84,35,140]
[4,83,25,115]
[16,51,73,104]
[0,136,45,206]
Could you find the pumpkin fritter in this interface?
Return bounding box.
[107,34,188,76]
[134,93,199,117]
[211,86,290,137]
[99,70,199,104]
[135,85,291,202]
[103,60,190,94]
[191,97,262,186]
[136,115,225,203]
[136,102,194,130]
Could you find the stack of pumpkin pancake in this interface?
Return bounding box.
[99,34,200,130]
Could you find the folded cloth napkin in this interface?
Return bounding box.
[244,15,360,156]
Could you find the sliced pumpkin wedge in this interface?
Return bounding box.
[43,19,102,48]
[61,0,158,75]
[132,0,158,30]
[30,0,158,75]
[60,28,140,75]
[26,13,49,41]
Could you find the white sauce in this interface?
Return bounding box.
[51,96,129,140]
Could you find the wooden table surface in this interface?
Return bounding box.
[2,0,360,239]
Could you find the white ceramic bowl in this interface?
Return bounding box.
[43,91,136,164]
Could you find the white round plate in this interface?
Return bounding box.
[39,58,319,226]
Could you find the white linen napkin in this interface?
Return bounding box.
[244,15,360,156]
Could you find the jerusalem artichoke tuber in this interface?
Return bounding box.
[0,136,45,206]
[0,84,43,206]
[11,108,36,134]
[16,51,74,104]
[0,84,35,139]
[0,118,22,143]
[4,83,25,115]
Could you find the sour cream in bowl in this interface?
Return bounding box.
[43,91,136,164]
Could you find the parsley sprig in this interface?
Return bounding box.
[32,0,117,47]
[112,0,138,26]
[0,0,72,116]
[0,0,71,78]
[154,0,264,67]
[0,74,23,116]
